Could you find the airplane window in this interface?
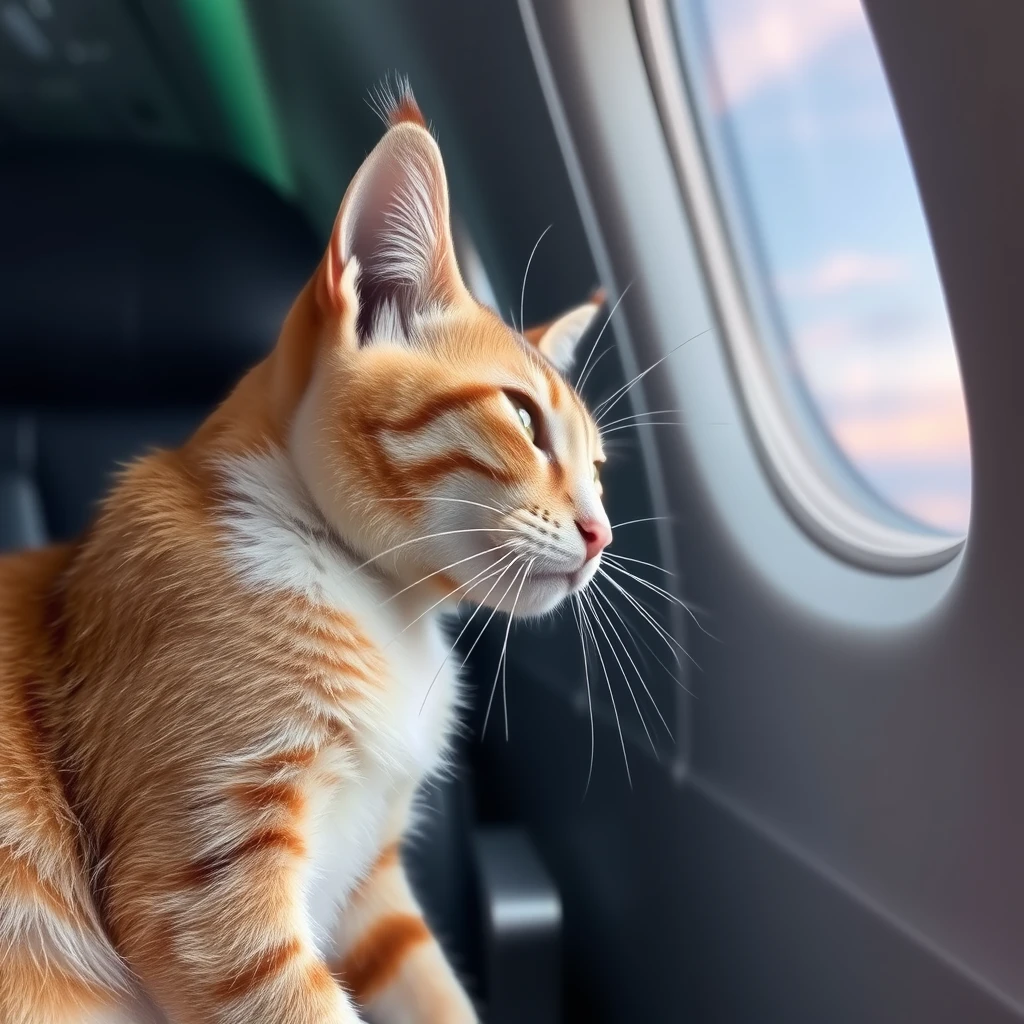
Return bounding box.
[672,0,971,535]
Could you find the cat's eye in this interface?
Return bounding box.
[517,405,535,443]
[505,392,544,448]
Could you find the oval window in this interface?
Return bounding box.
[673,0,971,535]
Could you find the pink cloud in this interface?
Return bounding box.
[898,492,971,534]
[829,397,970,464]
[790,319,965,406]
[706,0,863,108]
[777,251,908,298]
[782,315,971,530]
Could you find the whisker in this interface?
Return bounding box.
[603,551,674,577]
[576,344,615,396]
[456,558,526,676]
[603,561,718,642]
[611,516,674,530]
[480,561,531,739]
[594,327,714,424]
[371,495,512,516]
[582,591,659,756]
[570,597,596,797]
[380,542,514,606]
[483,558,534,742]
[594,580,682,688]
[600,421,693,436]
[577,594,631,788]
[592,328,711,421]
[420,554,523,713]
[590,584,673,741]
[388,550,518,649]
[519,225,552,339]
[598,408,691,429]
[346,527,518,577]
[503,559,536,742]
[598,568,701,679]
[597,567,678,652]
[575,284,632,392]
[599,411,731,432]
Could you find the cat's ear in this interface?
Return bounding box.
[319,83,470,343]
[523,289,605,373]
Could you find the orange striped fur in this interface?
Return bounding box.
[0,82,608,1023]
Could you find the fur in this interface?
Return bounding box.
[0,85,608,1023]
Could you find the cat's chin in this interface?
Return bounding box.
[512,578,570,618]
[511,565,598,619]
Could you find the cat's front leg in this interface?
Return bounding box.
[332,840,478,1024]
[105,761,366,1024]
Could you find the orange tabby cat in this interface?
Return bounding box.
[0,85,611,1024]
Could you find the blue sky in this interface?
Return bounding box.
[680,0,970,532]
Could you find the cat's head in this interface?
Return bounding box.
[290,85,611,618]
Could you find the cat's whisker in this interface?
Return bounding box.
[598,568,698,676]
[590,585,673,741]
[570,597,596,797]
[456,557,524,672]
[519,225,552,338]
[603,560,718,642]
[473,561,531,737]
[581,591,659,756]
[598,408,691,429]
[593,327,714,424]
[346,527,519,577]
[577,594,631,788]
[598,569,704,688]
[371,495,513,516]
[378,542,515,607]
[575,284,631,392]
[482,558,534,742]
[388,549,519,648]
[600,416,731,435]
[593,579,681,689]
[603,551,674,577]
[592,327,711,422]
[621,581,677,623]
[576,344,614,396]
[600,421,692,436]
[611,516,674,530]
[419,553,523,714]
[503,558,535,741]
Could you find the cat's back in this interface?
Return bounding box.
[0,543,77,855]
[0,544,134,1021]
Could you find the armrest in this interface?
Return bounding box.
[473,826,562,1024]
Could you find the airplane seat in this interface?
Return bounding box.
[0,143,315,548]
[0,141,485,998]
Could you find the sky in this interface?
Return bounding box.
[678,0,971,534]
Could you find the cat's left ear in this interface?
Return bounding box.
[523,289,605,373]
[320,82,471,343]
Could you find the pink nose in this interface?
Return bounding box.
[576,518,612,561]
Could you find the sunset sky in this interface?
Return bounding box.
[679,0,971,534]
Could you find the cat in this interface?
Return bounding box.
[0,83,611,1024]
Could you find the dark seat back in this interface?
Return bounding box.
[0,143,318,551]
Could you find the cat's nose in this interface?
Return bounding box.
[576,518,612,561]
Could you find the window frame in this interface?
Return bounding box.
[633,0,967,573]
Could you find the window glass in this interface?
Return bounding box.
[674,0,970,533]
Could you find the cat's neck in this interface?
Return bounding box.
[214,447,451,627]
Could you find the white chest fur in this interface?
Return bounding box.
[218,452,462,954]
